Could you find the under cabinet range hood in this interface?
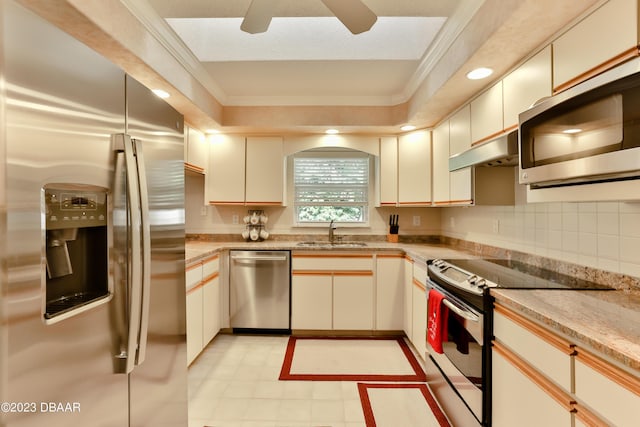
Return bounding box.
[449,130,519,171]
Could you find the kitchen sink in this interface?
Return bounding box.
[296,241,368,248]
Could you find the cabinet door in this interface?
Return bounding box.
[379,136,398,206]
[186,287,203,365]
[432,121,450,205]
[202,274,220,346]
[411,283,427,359]
[245,136,283,205]
[333,274,374,330]
[449,106,472,204]
[403,258,414,339]
[185,125,208,173]
[503,47,552,130]
[492,346,572,427]
[292,273,332,329]
[574,350,640,427]
[553,0,638,92]
[206,134,245,204]
[471,81,503,144]
[398,130,431,205]
[375,255,404,330]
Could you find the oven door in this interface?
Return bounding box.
[426,279,484,425]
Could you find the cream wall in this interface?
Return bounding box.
[440,202,640,279]
[185,172,441,238]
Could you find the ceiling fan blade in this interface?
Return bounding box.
[241,0,274,34]
[320,0,377,34]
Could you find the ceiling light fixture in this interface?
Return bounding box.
[401,125,416,132]
[466,67,493,80]
[325,129,339,135]
[152,89,170,99]
[563,128,582,134]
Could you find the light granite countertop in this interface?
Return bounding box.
[185,240,640,374]
[185,240,475,265]
[492,289,640,372]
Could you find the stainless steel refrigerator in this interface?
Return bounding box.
[1,1,188,426]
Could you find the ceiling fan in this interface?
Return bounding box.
[241,0,378,34]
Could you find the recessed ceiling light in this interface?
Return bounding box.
[401,125,416,131]
[325,129,339,135]
[563,128,582,134]
[152,89,170,99]
[206,129,221,134]
[466,67,493,80]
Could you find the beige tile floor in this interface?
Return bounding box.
[187,334,427,427]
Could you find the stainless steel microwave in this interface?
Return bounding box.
[518,59,640,188]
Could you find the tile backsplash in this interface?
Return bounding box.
[440,202,640,280]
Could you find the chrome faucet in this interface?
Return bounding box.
[328,220,337,243]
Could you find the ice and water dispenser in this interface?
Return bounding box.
[44,184,111,321]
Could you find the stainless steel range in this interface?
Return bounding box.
[424,258,612,426]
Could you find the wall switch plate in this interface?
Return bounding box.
[232,214,239,224]
[450,217,455,229]
[413,215,420,226]
[200,206,208,216]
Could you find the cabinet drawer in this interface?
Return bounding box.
[493,305,573,391]
[412,263,427,286]
[202,255,219,277]
[292,254,373,271]
[186,263,203,292]
[574,348,640,426]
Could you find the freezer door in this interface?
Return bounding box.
[2,1,129,426]
[125,75,188,427]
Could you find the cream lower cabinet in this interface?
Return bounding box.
[186,254,220,365]
[375,253,404,330]
[403,256,414,340]
[291,253,374,330]
[492,303,637,426]
[410,263,427,359]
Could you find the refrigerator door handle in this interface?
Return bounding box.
[113,133,143,374]
[132,138,151,366]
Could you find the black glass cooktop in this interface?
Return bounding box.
[439,258,612,290]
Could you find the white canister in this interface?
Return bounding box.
[259,229,269,240]
[241,229,250,240]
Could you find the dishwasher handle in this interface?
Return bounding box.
[231,255,289,262]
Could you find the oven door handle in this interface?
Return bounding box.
[443,298,480,322]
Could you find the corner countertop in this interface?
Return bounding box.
[492,288,640,373]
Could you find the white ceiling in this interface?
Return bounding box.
[138,0,601,133]
[147,0,464,109]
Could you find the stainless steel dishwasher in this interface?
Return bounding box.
[229,250,291,333]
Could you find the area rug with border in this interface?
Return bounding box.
[278,336,426,382]
[358,383,451,427]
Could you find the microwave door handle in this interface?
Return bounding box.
[442,298,480,322]
[132,138,150,366]
[113,133,143,374]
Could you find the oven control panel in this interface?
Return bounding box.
[428,259,497,295]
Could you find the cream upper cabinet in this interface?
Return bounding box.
[206,134,246,205]
[245,136,284,205]
[503,46,552,130]
[184,125,208,174]
[206,135,284,205]
[471,81,503,144]
[553,0,639,92]
[449,106,472,204]
[432,121,451,205]
[398,130,431,206]
[378,136,398,206]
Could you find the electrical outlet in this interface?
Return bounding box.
[200,206,207,216]
[492,219,500,233]
[412,215,420,226]
[232,214,239,224]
